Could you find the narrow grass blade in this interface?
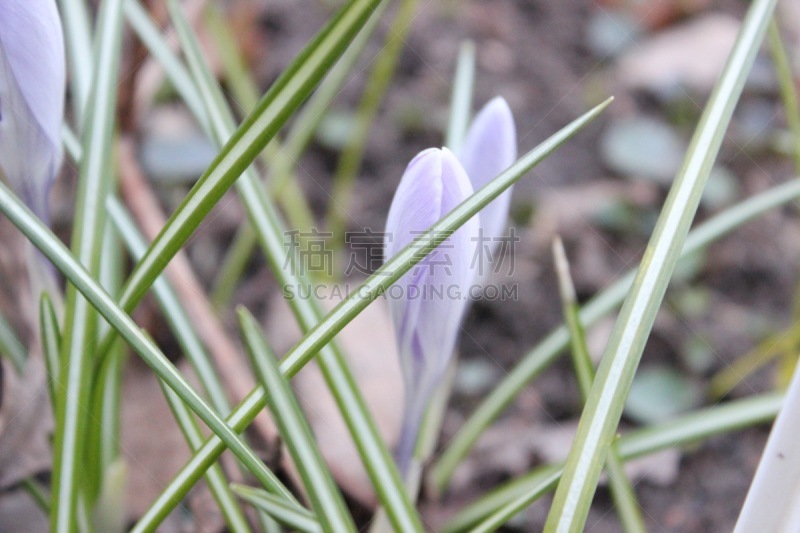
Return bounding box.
[239,309,355,533]
[710,326,800,398]
[472,470,563,533]
[202,2,314,242]
[84,225,125,504]
[0,182,302,516]
[553,238,593,395]
[87,344,125,501]
[39,294,62,408]
[326,0,420,247]
[552,238,645,533]
[101,0,383,356]
[545,4,778,528]
[257,512,283,533]
[124,0,256,311]
[768,18,800,377]
[202,5,262,117]
[432,176,800,491]
[768,20,800,174]
[446,41,476,152]
[232,484,322,533]
[92,459,127,533]
[267,0,388,200]
[61,124,82,164]
[627,401,777,458]
[56,0,93,124]
[210,224,257,309]
[159,381,252,533]
[51,0,125,528]
[445,392,784,532]
[22,478,51,514]
[0,312,27,373]
[116,0,387,315]
[132,98,611,531]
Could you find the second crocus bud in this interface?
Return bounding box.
[0,0,66,221]
[458,96,517,252]
[384,147,478,473]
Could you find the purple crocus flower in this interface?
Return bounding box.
[384,98,517,472]
[0,0,66,220]
[385,147,479,473]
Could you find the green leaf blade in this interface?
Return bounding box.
[239,309,355,533]
[545,1,779,530]
[232,484,322,533]
[117,0,389,314]
[51,0,125,529]
[0,312,27,373]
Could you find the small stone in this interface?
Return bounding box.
[625,366,700,424]
[586,9,640,58]
[601,116,687,184]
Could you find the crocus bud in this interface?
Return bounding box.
[0,0,66,220]
[384,148,478,472]
[457,97,517,252]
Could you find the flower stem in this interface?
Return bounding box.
[394,393,427,477]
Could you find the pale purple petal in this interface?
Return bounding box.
[384,148,478,470]
[411,148,477,393]
[384,147,444,381]
[457,97,517,248]
[0,0,65,219]
[384,148,443,260]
